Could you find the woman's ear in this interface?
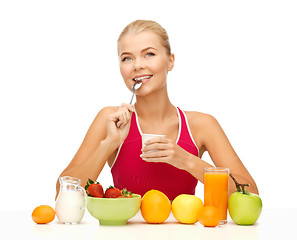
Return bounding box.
[168,53,175,71]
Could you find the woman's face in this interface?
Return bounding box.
[118,31,174,96]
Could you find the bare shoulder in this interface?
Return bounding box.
[87,106,119,132]
[184,110,226,147]
[97,106,118,117]
[184,111,222,151]
[184,111,219,130]
[183,111,220,151]
[93,106,119,122]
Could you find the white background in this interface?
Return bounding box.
[0,0,296,211]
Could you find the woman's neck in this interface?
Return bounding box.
[134,85,175,121]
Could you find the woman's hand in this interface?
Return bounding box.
[106,103,134,148]
[140,136,192,171]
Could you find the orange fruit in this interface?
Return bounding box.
[140,189,171,223]
[172,194,204,224]
[32,205,55,224]
[198,206,220,227]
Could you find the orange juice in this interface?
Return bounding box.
[204,168,229,224]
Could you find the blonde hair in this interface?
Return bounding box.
[118,20,171,55]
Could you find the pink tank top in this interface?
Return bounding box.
[111,107,199,200]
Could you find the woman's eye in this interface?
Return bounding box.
[122,57,132,62]
[146,52,155,57]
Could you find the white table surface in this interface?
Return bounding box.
[0,208,294,240]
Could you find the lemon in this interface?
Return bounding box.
[172,194,204,224]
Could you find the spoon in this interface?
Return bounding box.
[129,80,142,104]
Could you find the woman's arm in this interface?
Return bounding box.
[55,104,133,199]
[141,112,258,197]
[188,112,259,196]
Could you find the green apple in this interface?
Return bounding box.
[228,174,262,225]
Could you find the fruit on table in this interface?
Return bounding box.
[172,194,203,224]
[85,179,104,198]
[198,206,220,227]
[32,205,55,224]
[104,186,122,198]
[228,173,262,225]
[85,179,133,198]
[140,189,171,223]
[105,186,132,198]
[105,186,124,198]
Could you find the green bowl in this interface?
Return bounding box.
[87,194,141,225]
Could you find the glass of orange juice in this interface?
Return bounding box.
[204,167,229,224]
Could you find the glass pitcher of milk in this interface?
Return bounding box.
[55,176,87,224]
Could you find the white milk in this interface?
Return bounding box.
[55,190,86,224]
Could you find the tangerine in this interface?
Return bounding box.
[198,206,220,227]
[32,205,55,224]
[140,189,171,223]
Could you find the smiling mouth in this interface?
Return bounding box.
[133,75,153,82]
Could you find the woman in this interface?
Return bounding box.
[56,20,258,200]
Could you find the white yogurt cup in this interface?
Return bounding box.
[141,134,166,150]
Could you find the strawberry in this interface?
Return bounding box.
[85,179,104,198]
[105,186,122,198]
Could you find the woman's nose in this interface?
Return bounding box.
[133,57,145,71]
